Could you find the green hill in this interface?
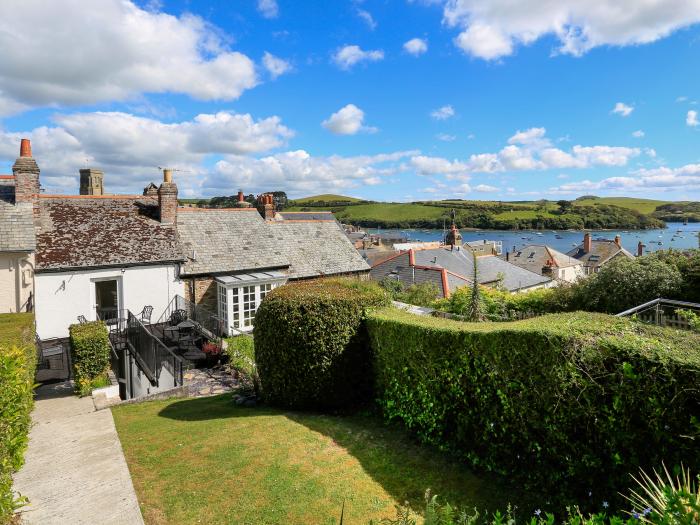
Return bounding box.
[572,196,671,215]
[292,194,362,204]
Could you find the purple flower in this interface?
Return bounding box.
[643,508,652,516]
[534,509,542,516]
[633,511,641,519]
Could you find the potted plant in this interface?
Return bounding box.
[202,341,223,366]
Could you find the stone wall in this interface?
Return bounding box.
[184,277,218,313]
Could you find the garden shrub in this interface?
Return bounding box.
[0,313,36,523]
[69,321,110,396]
[225,335,257,378]
[254,278,389,409]
[368,308,700,509]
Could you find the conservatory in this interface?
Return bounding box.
[215,271,287,335]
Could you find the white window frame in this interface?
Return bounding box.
[217,280,285,335]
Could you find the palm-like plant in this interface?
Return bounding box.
[625,464,700,523]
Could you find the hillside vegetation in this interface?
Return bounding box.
[287,195,670,230]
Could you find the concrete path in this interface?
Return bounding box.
[13,382,145,525]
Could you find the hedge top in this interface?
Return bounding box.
[370,308,700,367]
[0,313,34,350]
[265,277,390,307]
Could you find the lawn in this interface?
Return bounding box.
[113,395,527,525]
[573,197,670,214]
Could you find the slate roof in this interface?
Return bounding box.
[371,247,551,293]
[508,244,581,275]
[268,220,370,279]
[177,208,289,276]
[0,176,35,252]
[413,248,551,292]
[277,211,336,221]
[566,240,633,267]
[35,196,183,271]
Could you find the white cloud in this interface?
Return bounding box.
[474,184,499,192]
[408,127,640,179]
[257,0,279,18]
[612,102,634,117]
[430,105,456,120]
[357,9,377,30]
[436,133,457,142]
[403,38,429,56]
[632,130,645,138]
[209,150,418,196]
[687,110,699,127]
[262,52,292,79]
[332,45,384,70]
[321,104,377,135]
[0,110,293,194]
[0,0,258,114]
[553,163,700,194]
[441,0,700,60]
[411,155,470,176]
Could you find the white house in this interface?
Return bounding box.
[506,244,584,284]
[4,141,185,339]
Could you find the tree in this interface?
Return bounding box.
[575,256,683,313]
[466,253,483,321]
[557,200,573,214]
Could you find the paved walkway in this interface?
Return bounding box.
[13,382,144,525]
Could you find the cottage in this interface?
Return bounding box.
[505,244,583,283]
[566,232,633,274]
[176,199,369,335]
[0,165,35,313]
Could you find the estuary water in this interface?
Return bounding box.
[368,223,700,255]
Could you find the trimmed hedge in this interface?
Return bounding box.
[69,321,110,396]
[0,313,36,523]
[368,308,700,508]
[254,278,389,409]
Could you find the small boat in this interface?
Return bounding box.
[535,232,543,236]
[555,235,563,239]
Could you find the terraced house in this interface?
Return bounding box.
[0,140,369,341]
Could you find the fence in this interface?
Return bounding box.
[616,298,700,330]
[155,295,223,343]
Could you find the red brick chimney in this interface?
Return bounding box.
[257,193,275,219]
[12,138,40,203]
[637,241,645,257]
[614,234,621,248]
[158,168,178,224]
[238,190,245,203]
[583,232,592,253]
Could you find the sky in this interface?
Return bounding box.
[0,0,699,201]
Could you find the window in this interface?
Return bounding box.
[217,283,228,330]
[260,282,273,302]
[232,287,241,329]
[242,285,256,328]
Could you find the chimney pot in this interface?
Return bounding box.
[614,234,621,248]
[583,232,592,253]
[637,241,645,257]
[237,190,244,202]
[19,138,32,158]
[163,168,173,183]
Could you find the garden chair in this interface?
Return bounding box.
[169,309,187,326]
[140,305,153,324]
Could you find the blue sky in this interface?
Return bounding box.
[0,0,699,201]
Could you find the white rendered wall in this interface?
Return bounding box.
[0,252,34,313]
[35,264,184,339]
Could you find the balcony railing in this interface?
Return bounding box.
[616,298,700,330]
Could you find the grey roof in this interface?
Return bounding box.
[566,240,633,267]
[215,270,287,286]
[508,244,581,275]
[177,208,289,276]
[0,200,35,252]
[35,196,182,271]
[268,220,370,279]
[278,211,336,221]
[373,247,551,292]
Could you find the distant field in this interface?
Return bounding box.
[292,194,362,204]
[336,203,447,222]
[573,197,671,214]
[492,209,558,220]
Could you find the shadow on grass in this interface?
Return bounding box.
[157,394,533,515]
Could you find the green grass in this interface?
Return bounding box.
[113,396,528,525]
[0,313,34,348]
[492,209,558,220]
[573,197,671,214]
[292,194,363,204]
[336,203,447,222]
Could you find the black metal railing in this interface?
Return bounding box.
[124,311,184,387]
[155,295,223,343]
[616,298,700,330]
